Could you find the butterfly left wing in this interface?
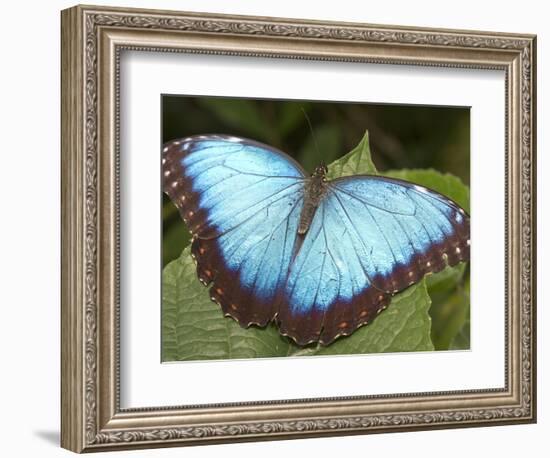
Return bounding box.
[163,135,306,328]
[278,175,470,346]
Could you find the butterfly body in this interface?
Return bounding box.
[298,164,329,235]
[163,134,470,346]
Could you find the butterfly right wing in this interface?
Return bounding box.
[277,175,470,346]
[163,135,306,327]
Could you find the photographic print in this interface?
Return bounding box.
[161,96,471,362]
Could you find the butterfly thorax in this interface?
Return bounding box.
[298,164,329,235]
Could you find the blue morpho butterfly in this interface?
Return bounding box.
[163,135,470,346]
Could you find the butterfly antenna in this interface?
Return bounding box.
[301,107,320,157]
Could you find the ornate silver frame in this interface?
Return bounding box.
[61,4,537,453]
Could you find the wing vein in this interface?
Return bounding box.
[330,192,387,294]
[322,211,342,301]
[331,183,415,216]
[229,198,302,283]
[408,188,453,239]
[206,181,302,218]
[286,218,323,302]
[195,175,269,199]
[391,212,418,258]
[220,163,305,180]
[201,183,302,239]
[311,205,329,311]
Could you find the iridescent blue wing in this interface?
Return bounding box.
[163,135,306,327]
[278,175,470,345]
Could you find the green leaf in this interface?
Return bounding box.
[326,130,378,179]
[163,246,293,361]
[162,130,465,361]
[430,280,470,351]
[425,263,465,298]
[449,276,470,350]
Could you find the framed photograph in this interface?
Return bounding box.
[61,4,536,453]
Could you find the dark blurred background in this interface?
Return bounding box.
[162,95,470,267]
